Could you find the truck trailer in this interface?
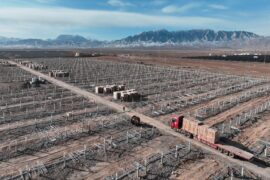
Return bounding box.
[170,115,254,160]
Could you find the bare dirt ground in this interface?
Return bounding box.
[2,50,270,179]
[234,111,270,147]
[94,50,270,179]
[83,135,182,180]
[170,157,223,180]
[97,49,270,77]
[10,60,270,179]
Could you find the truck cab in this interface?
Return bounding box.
[170,115,184,129]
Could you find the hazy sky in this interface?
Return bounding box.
[0,0,269,40]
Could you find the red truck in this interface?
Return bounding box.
[170,115,254,161]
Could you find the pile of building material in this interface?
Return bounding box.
[0,61,16,67]
[114,89,140,102]
[182,116,218,144]
[95,84,125,94]
[95,84,139,101]
[49,70,69,77]
[27,63,47,70]
[19,60,32,66]
[19,61,47,70]
[104,85,117,93]
[95,86,104,94]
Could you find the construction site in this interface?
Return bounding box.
[0,49,270,180]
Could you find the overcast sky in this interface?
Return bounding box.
[0,0,269,40]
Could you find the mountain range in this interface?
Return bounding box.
[0,29,266,49]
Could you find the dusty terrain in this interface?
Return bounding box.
[170,157,222,180]
[98,49,270,77]
[1,49,270,179]
[234,111,270,147]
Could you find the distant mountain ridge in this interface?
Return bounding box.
[0,29,263,48]
[55,35,88,42]
[0,34,103,48]
[116,29,258,43]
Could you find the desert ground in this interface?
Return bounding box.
[0,49,269,180]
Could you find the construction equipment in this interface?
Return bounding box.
[170,115,254,161]
[22,76,46,88]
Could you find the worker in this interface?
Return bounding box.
[123,106,126,112]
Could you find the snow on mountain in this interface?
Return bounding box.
[0,29,263,48]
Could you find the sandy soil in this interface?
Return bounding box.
[98,50,270,78]
[2,52,270,179]
[234,111,270,147]
[170,157,223,180]
[83,135,182,179]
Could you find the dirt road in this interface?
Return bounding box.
[10,60,270,179]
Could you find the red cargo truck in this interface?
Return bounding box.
[170,115,254,160]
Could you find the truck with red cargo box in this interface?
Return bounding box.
[170,115,254,161]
